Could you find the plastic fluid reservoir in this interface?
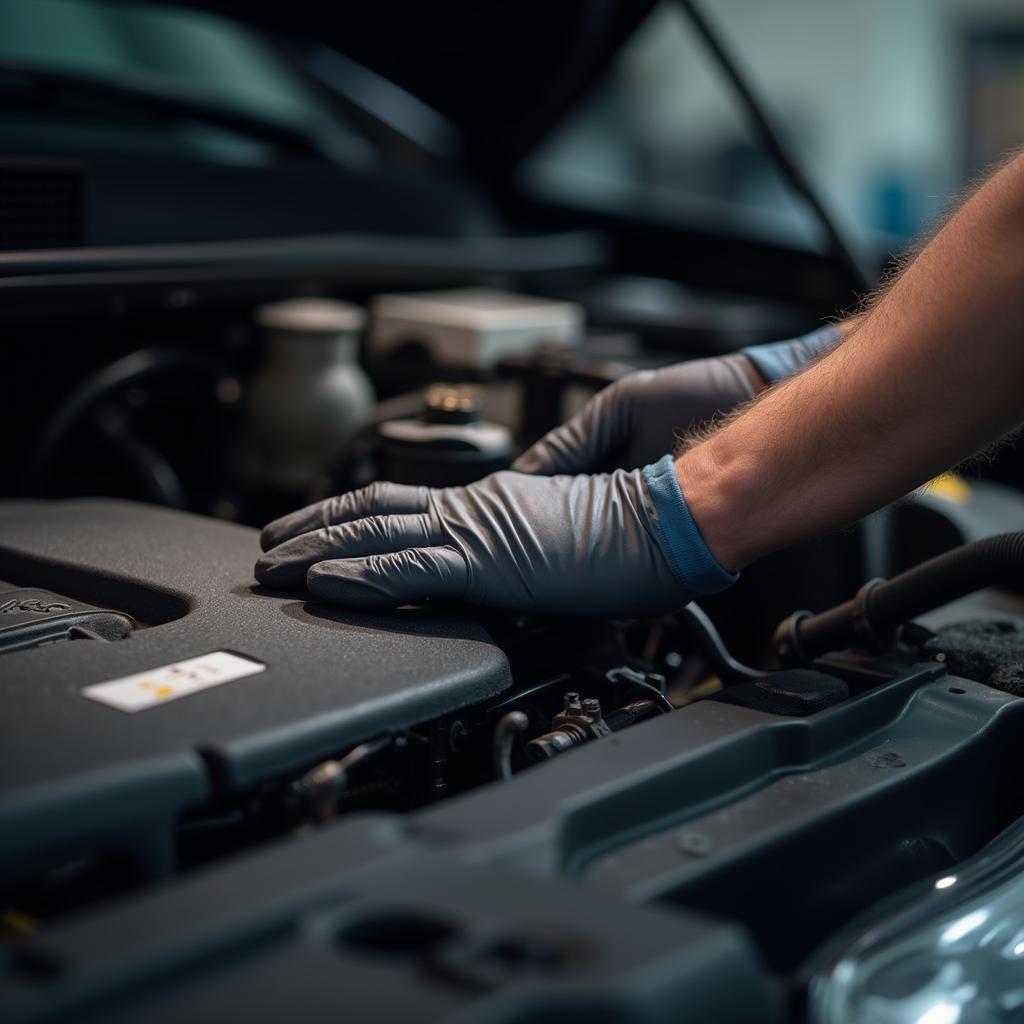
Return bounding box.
[378,384,513,487]
[246,298,375,491]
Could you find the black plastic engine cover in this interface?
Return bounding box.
[0,817,783,1024]
[0,586,134,652]
[0,499,510,880]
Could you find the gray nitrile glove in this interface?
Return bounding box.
[255,456,737,616]
[512,325,840,475]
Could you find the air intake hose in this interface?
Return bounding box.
[774,532,1024,664]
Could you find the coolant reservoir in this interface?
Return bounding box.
[377,384,513,487]
[246,298,375,491]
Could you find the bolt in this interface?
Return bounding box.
[581,698,602,718]
[564,692,582,713]
[449,720,468,752]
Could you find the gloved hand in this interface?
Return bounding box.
[255,456,736,616]
[512,325,840,475]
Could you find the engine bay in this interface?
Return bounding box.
[3,261,1024,1024]
[4,4,1024,1017]
[2,485,1024,1022]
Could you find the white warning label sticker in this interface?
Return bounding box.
[82,651,266,713]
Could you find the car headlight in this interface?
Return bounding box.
[810,817,1024,1024]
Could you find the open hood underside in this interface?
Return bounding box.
[98,0,656,167]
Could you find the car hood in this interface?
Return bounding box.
[95,0,656,168]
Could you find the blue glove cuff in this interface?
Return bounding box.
[642,455,738,595]
[740,323,841,384]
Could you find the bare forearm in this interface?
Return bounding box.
[680,153,1024,572]
[741,311,860,391]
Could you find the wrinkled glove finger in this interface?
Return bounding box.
[510,420,588,475]
[255,513,439,588]
[260,481,431,551]
[306,546,469,609]
[510,385,617,475]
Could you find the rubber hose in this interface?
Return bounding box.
[791,531,1024,660]
[23,349,223,496]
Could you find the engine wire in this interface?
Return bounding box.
[491,711,530,781]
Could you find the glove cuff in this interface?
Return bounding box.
[740,323,841,384]
[642,455,738,595]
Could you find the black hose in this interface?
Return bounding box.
[93,409,188,508]
[605,667,676,713]
[674,603,763,684]
[22,349,223,497]
[777,532,1024,663]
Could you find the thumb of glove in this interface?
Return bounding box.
[511,380,624,475]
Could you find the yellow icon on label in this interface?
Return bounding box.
[135,680,174,698]
[83,651,266,713]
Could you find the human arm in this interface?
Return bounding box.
[254,327,848,614]
[512,323,853,475]
[255,463,735,615]
[679,152,1024,573]
[256,157,1024,616]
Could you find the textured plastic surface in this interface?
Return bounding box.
[0,587,134,652]
[0,817,782,1024]
[7,662,1019,1020]
[713,668,849,715]
[0,499,510,877]
[411,666,1024,970]
[3,626,1020,1019]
